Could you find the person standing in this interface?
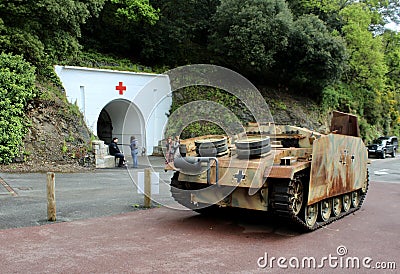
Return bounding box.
[109,137,126,167]
[172,135,181,159]
[165,136,174,163]
[130,135,139,168]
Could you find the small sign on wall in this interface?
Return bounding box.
[137,171,159,194]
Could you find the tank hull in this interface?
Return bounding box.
[308,134,368,205]
[169,112,369,231]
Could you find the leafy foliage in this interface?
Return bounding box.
[0,53,36,163]
[274,14,346,93]
[172,121,225,140]
[64,50,156,73]
[384,31,400,95]
[338,3,389,130]
[341,3,387,91]
[138,0,220,65]
[81,0,163,61]
[209,0,293,76]
[0,0,105,67]
[382,31,400,137]
[111,0,159,24]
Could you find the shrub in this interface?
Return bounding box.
[0,53,36,163]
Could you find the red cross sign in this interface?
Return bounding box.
[116,82,126,95]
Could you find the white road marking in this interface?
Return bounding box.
[374,169,389,175]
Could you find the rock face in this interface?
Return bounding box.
[0,98,94,172]
[243,88,329,134]
[265,88,329,132]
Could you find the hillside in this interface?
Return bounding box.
[260,88,327,132]
[0,82,93,173]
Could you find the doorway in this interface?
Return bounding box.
[97,109,113,144]
[96,99,145,153]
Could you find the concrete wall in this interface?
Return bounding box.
[54,66,172,155]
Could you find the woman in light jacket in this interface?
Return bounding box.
[130,136,139,168]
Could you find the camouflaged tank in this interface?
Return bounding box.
[168,111,369,231]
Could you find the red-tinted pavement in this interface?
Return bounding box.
[1,181,399,273]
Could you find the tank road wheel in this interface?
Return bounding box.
[288,179,304,216]
[332,196,342,217]
[319,199,332,222]
[342,194,351,212]
[304,203,318,228]
[351,191,361,208]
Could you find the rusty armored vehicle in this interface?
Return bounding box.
[168,111,369,231]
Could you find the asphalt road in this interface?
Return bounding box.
[369,155,400,184]
[0,155,399,273]
[0,156,180,230]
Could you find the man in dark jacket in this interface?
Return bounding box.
[109,137,126,167]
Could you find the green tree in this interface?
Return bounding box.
[138,0,219,66]
[209,0,293,76]
[0,53,36,163]
[336,3,388,126]
[340,4,387,92]
[287,0,349,31]
[274,14,346,94]
[384,31,400,90]
[0,0,106,68]
[81,0,162,61]
[111,0,159,24]
[382,30,400,134]
[288,0,400,33]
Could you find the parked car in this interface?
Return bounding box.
[367,136,397,158]
[378,136,398,150]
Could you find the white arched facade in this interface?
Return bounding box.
[54,66,172,155]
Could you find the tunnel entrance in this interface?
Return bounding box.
[96,99,145,153]
[97,109,113,144]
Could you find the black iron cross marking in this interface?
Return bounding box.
[233,170,246,183]
[340,149,349,165]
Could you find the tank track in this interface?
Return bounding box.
[170,172,193,209]
[171,171,370,231]
[270,170,369,232]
